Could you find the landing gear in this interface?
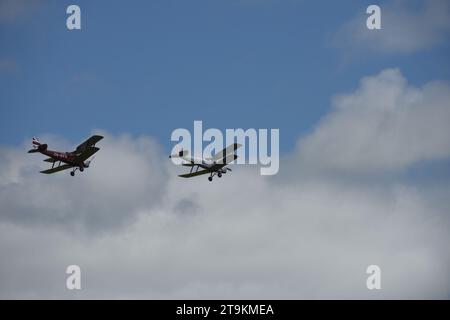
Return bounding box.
[70,167,79,176]
[217,172,222,178]
[79,166,84,172]
[208,176,213,182]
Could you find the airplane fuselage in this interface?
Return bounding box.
[182,156,225,170]
[39,149,85,167]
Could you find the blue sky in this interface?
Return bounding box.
[1,0,450,152]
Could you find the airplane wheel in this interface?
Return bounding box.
[79,167,84,172]
[208,176,213,182]
[218,172,222,178]
[70,171,75,177]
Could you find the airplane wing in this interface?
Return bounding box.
[75,135,103,153]
[74,146,99,162]
[178,169,211,178]
[43,158,56,163]
[40,164,73,174]
[208,143,242,163]
[223,154,238,164]
[182,163,195,167]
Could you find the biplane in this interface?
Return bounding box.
[170,143,242,181]
[28,135,104,176]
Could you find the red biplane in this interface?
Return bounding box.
[28,135,104,176]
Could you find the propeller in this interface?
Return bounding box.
[220,167,232,174]
[85,156,95,168]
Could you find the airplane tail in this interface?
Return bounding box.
[32,137,40,147]
[169,149,189,159]
[28,137,47,153]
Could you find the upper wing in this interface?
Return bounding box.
[40,164,73,174]
[75,135,103,153]
[223,153,238,165]
[208,143,242,163]
[178,169,211,178]
[74,146,99,162]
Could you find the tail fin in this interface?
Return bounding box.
[169,149,189,159]
[28,137,47,153]
[32,137,40,147]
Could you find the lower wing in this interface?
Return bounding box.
[178,169,211,178]
[40,164,73,174]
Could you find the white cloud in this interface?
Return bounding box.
[0,70,449,299]
[296,68,450,174]
[334,0,450,54]
[0,171,448,299]
[0,132,167,232]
